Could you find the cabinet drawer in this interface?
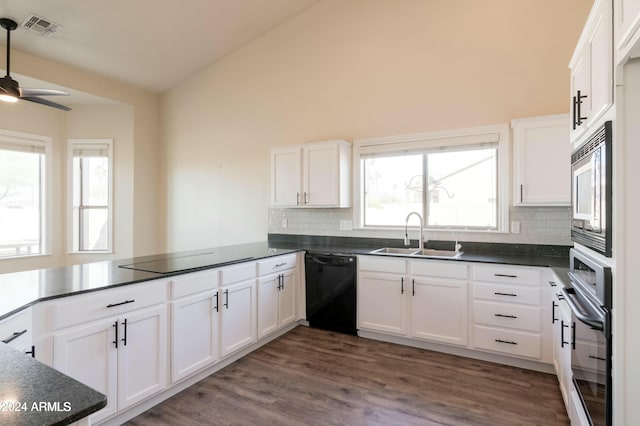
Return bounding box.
[0,309,32,350]
[410,259,468,280]
[473,325,541,359]
[473,300,541,332]
[473,264,542,286]
[257,254,297,276]
[358,256,407,274]
[171,269,219,299]
[48,279,168,330]
[220,262,256,285]
[473,282,541,306]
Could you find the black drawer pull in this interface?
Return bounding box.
[494,314,517,319]
[494,292,517,297]
[548,281,557,287]
[214,291,219,312]
[25,345,35,358]
[495,339,517,345]
[122,318,128,346]
[107,299,135,308]
[113,321,119,349]
[2,329,27,344]
[274,262,287,268]
[494,274,518,278]
[588,355,606,361]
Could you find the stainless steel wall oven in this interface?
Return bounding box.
[571,121,613,257]
[562,249,612,426]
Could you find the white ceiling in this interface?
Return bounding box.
[0,0,320,94]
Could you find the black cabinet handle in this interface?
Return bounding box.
[576,90,588,125]
[520,184,523,203]
[494,274,518,278]
[561,320,567,347]
[494,313,517,319]
[495,339,517,345]
[552,301,558,324]
[401,277,404,294]
[588,355,606,361]
[113,321,119,349]
[304,192,309,205]
[494,292,517,297]
[571,322,576,350]
[280,274,285,290]
[224,289,229,309]
[2,329,27,344]
[296,192,300,206]
[214,291,219,312]
[548,281,557,287]
[572,95,578,129]
[122,318,128,346]
[107,299,135,308]
[25,345,35,358]
[412,279,415,296]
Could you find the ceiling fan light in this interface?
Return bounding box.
[0,93,19,103]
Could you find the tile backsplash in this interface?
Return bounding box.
[268,206,572,246]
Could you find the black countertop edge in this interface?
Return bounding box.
[0,344,107,426]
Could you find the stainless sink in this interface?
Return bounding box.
[413,248,463,258]
[370,247,420,255]
[370,247,462,258]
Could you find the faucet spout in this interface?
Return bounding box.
[404,212,424,250]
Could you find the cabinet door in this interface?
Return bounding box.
[588,0,613,124]
[570,44,590,141]
[271,147,301,207]
[278,269,297,328]
[53,318,118,423]
[220,279,257,357]
[171,291,219,383]
[257,275,279,338]
[512,115,571,206]
[118,304,168,410]
[410,277,468,346]
[358,272,407,336]
[615,0,640,63]
[557,301,573,408]
[302,143,339,206]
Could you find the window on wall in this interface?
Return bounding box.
[69,139,112,252]
[0,131,49,258]
[356,125,509,232]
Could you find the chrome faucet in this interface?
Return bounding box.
[404,212,424,250]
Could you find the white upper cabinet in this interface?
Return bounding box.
[569,0,613,142]
[511,114,571,206]
[614,0,640,64]
[270,140,352,208]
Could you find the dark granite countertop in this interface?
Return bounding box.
[0,242,300,321]
[0,344,106,426]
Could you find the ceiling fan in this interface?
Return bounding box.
[0,17,71,111]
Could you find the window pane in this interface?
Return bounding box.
[363,155,423,226]
[0,149,42,257]
[81,157,109,206]
[427,148,497,228]
[81,208,109,251]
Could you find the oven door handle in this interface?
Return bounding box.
[561,287,604,330]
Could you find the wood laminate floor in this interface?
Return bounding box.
[126,326,569,426]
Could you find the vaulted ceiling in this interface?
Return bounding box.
[0,0,320,94]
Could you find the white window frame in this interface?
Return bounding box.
[67,138,113,253]
[353,124,510,233]
[0,129,52,259]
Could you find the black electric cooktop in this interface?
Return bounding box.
[119,252,253,274]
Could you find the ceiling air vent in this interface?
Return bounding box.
[20,14,60,37]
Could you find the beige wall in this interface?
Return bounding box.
[161,0,591,250]
[0,49,161,273]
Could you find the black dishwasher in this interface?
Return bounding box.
[305,253,357,335]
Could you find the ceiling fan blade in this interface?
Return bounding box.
[19,87,69,97]
[20,96,72,111]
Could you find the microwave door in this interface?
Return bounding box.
[592,149,602,231]
[574,160,594,223]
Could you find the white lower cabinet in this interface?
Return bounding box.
[257,269,296,338]
[53,304,168,424]
[0,307,34,356]
[471,264,546,361]
[358,255,408,335]
[170,269,220,383]
[219,278,257,357]
[358,256,469,347]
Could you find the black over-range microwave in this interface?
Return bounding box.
[571,121,612,257]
